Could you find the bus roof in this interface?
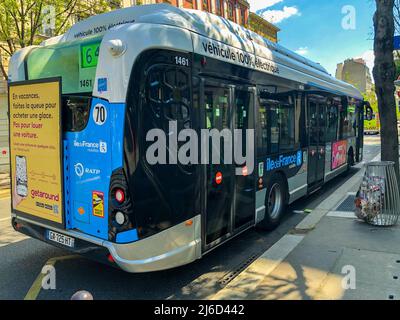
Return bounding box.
[44,4,363,100]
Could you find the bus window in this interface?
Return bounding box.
[340,99,356,139]
[62,96,92,132]
[258,91,296,155]
[146,65,191,128]
[257,105,268,156]
[309,101,319,145]
[270,105,280,154]
[279,103,295,152]
[326,101,339,142]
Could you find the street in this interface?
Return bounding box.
[0,136,381,300]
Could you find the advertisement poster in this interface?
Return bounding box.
[332,140,348,170]
[9,78,63,226]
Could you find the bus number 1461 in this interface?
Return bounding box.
[175,56,189,67]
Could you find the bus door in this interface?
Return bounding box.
[233,87,256,232]
[307,96,326,186]
[202,81,256,250]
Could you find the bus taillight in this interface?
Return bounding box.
[114,188,125,204]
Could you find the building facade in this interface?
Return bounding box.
[336,58,373,93]
[122,0,279,42]
[248,12,279,43]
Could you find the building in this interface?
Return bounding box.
[248,12,279,43]
[336,58,373,93]
[122,0,279,42]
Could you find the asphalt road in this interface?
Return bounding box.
[0,136,381,300]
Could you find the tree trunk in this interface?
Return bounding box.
[0,58,7,81]
[373,0,400,182]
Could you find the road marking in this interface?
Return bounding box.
[327,211,357,219]
[370,153,381,162]
[24,255,80,300]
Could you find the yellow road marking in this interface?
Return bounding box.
[24,255,80,300]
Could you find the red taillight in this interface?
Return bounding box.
[114,188,125,204]
[107,254,115,263]
[215,172,223,185]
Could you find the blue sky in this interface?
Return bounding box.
[248,0,376,76]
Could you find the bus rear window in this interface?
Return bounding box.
[62,96,91,132]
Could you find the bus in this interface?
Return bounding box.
[364,103,380,135]
[8,4,371,273]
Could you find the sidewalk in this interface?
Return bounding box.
[212,154,400,300]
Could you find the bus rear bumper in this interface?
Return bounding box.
[104,215,202,273]
[12,215,202,273]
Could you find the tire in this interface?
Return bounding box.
[257,174,288,231]
[345,149,355,174]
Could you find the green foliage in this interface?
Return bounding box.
[395,59,400,79]
[363,87,378,111]
[0,0,121,79]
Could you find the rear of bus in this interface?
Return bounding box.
[8,13,201,272]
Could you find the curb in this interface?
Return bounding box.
[295,167,364,232]
[295,153,380,232]
[210,234,305,300]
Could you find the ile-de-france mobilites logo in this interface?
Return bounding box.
[266,150,303,172]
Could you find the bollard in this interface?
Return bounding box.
[71,290,94,300]
[355,161,400,226]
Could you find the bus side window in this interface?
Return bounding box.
[270,105,280,154]
[339,98,356,140]
[279,102,295,152]
[257,105,268,156]
[258,92,297,155]
[62,96,92,132]
[326,101,339,142]
[147,65,191,128]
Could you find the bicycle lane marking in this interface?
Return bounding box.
[24,255,81,300]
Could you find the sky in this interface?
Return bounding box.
[247,0,376,76]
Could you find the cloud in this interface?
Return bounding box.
[247,0,283,13]
[295,47,309,56]
[359,50,375,74]
[260,6,301,24]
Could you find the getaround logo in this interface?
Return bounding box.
[266,151,303,172]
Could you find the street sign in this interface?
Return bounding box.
[394,35,400,50]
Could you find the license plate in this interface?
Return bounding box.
[46,230,75,248]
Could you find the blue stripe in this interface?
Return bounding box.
[116,229,139,244]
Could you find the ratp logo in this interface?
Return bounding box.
[74,163,84,178]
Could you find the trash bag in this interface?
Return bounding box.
[355,174,385,222]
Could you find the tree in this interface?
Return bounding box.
[0,0,120,80]
[373,0,400,181]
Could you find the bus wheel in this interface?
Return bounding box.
[258,174,288,231]
[346,149,355,173]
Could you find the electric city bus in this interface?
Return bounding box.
[8,4,372,272]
